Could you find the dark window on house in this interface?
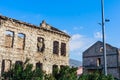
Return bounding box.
[1,59,11,72]
[52,65,58,75]
[37,37,45,52]
[17,33,25,50]
[5,30,14,48]
[53,41,59,54]
[97,58,101,66]
[36,62,43,70]
[61,43,66,56]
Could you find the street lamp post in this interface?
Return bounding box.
[101,0,107,76]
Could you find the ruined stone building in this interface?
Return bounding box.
[83,41,120,79]
[0,15,70,75]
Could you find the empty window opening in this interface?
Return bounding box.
[52,65,59,75]
[37,37,45,52]
[1,59,11,72]
[100,47,103,53]
[15,61,23,69]
[61,43,66,56]
[36,62,43,70]
[15,61,23,65]
[17,33,25,50]
[60,65,65,70]
[97,58,101,66]
[53,41,59,54]
[0,19,1,25]
[5,30,14,48]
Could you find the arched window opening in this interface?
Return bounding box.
[15,61,23,69]
[100,47,103,53]
[37,37,45,52]
[36,62,43,70]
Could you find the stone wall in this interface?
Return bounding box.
[0,15,70,75]
[83,41,120,79]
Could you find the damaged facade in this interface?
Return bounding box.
[0,15,70,75]
[83,41,120,79]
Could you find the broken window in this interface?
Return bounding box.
[100,47,103,53]
[97,58,101,66]
[61,43,66,56]
[17,33,25,50]
[52,65,58,75]
[5,30,14,48]
[36,62,43,70]
[15,61,23,66]
[0,19,1,25]
[1,59,11,72]
[60,65,65,70]
[15,61,23,69]
[53,41,59,54]
[37,37,45,52]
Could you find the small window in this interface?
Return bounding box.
[60,65,65,70]
[1,59,11,72]
[97,58,101,66]
[61,43,66,56]
[17,33,25,50]
[36,62,43,70]
[15,61,23,66]
[53,41,59,55]
[15,61,23,69]
[5,30,14,48]
[100,47,103,53]
[52,65,58,75]
[0,19,1,25]
[37,37,45,52]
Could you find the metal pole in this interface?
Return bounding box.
[101,0,107,75]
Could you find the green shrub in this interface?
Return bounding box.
[2,59,44,80]
[2,59,116,80]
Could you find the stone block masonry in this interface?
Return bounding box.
[0,15,70,75]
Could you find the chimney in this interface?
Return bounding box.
[40,20,51,30]
[40,20,46,28]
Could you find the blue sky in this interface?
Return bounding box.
[0,0,120,61]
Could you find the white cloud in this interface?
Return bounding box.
[70,34,96,61]
[94,32,102,39]
[73,26,83,30]
[70,34,83,51]
[70,34,94,52]
[62,30,69,34]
